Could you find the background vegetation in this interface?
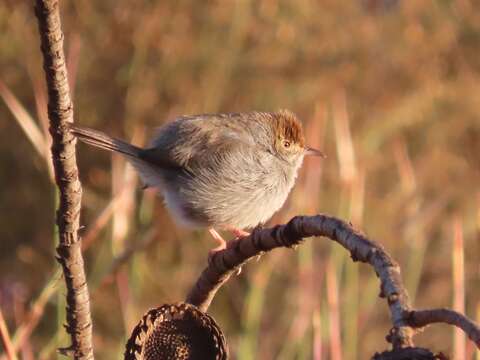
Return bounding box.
[1,0,479,358]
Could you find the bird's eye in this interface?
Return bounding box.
[283,140,291,148]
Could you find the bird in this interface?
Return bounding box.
[70,110,325,254]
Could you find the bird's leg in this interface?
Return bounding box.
[208,228,227,255]
[226,226,250,239]
[225,227,251,275]
[227,226,264,262]
[208,227,246,275]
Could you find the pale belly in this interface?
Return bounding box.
[160,172,296,230]
[157,153,303,231]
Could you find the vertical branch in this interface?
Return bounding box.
[34,1,94,359]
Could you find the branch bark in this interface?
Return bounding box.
[186,214,480,351]
[34,1,93,358]
[186,214,414,349]
[406,309,480,347]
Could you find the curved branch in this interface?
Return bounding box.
[186,214,414,348]
[35,1,93,359]
[406,308,480,347]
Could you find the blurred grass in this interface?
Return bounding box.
[453,217,466,360]
[1,0,480,358]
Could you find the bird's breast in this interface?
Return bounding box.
[159,151,302,230]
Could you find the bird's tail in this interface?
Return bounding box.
[69,125,142,158]
[69,125,163,188]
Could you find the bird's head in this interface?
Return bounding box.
[270,110,325,165]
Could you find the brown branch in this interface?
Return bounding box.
[186,214,414,349]
[34,1,94,359]
[406,308,480,347]
[186,215,480,351]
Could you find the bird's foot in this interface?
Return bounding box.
[208,228,227,260]
[208,227,243,275]
[226,227,250,275]
[226,226,250,239]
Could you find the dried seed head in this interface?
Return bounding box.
[124,303,228,360]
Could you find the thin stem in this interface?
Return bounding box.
[0,308,18,360]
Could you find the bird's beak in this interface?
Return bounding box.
[304,146,326,158]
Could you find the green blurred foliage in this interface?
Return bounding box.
[1,0,479,358]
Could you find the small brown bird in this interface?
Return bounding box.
[71,110,324,253]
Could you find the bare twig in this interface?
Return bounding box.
[406,309,480,347]
[0,308,18,360]
[186,214,414,349]
[186,214,480,352]
[34,1,93,358]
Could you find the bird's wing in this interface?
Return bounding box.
[138,113,258,173]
